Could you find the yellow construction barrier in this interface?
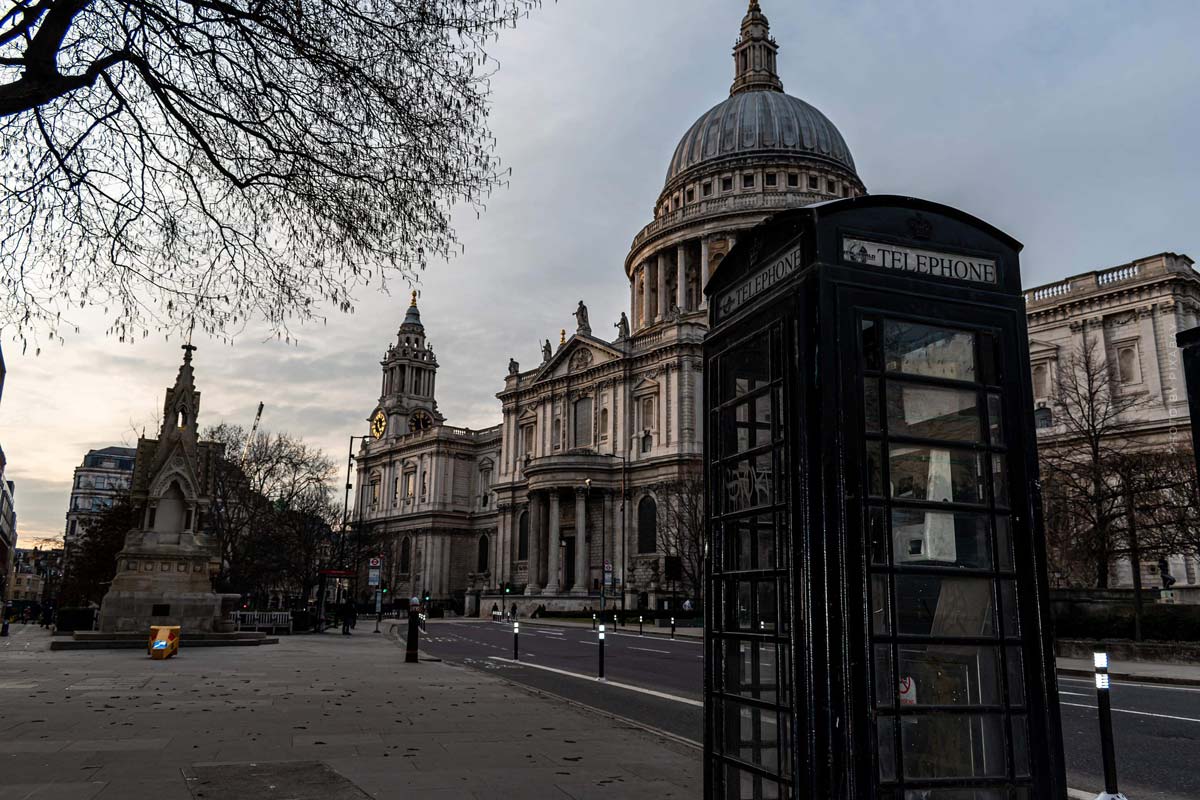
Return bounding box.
[148,625,180,659]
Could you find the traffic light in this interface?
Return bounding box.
[381,588,388,594]
[423,592,430,602]
[503,582,510,594]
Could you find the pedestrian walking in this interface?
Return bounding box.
[341,600,353,635]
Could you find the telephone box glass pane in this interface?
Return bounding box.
[889,446,984,504]
[884,321,977,382]
[896,645,1002,706]
[900,714,1007,778]
[895,575,995,637]
[891,509,992,569]
[886,382,981,442]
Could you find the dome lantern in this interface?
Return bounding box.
[732,0,783,96]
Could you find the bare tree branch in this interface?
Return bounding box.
[0,0,544,348]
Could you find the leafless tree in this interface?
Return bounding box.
[656,470,705,605]
[204,423,337,600]
[1040,331,1150,588]
[0,0,542,349]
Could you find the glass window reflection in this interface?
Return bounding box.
[895,575,996,638]
[889,446,984,505]
[891,509,992,570]
[886,382,981,442]
[884,321,977,382]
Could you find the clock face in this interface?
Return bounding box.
[370,410,387,439]
[409,411,433,432]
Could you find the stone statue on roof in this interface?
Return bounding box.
[542,339,552,362]
[615,312,629,340]
[575,301,591,335]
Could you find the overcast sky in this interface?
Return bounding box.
[4,0,1199,546]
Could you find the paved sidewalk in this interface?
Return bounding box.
[0,625,698,799]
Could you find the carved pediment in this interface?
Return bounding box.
[568,348,594,372]
[533,334,624,382]
[1028,339,1060,356]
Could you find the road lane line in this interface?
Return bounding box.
[1060,701,1200,724]
[1059,675,1200,693]
[630,646,671,654]
[487,656,703,707]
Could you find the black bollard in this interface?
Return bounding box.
[670,616,676,639]
[405,608,419,664]
[639,615,643,636]
[513,620,519,661]
[1094,652,1122,796]
[598,624,605,680]
[592,613,597,631]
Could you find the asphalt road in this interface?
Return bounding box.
[419,619,1200,800]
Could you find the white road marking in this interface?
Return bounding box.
[1059,675,1200,693]
[1060,701,1200,724]
[630,647,671,654]
[487,656,703,707]
[1058,690,1089,697]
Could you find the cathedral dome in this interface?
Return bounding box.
[664,90,857,188]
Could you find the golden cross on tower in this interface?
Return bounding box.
[410,290,418,307]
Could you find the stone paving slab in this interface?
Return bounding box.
[0,626,699,799]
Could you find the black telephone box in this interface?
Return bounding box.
[703,196,1066,799]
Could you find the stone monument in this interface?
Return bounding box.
[98,345,233,633]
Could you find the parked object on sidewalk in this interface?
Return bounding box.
[148,625,180,659]
[405,607,419,663]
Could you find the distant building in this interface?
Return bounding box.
[0,342,13,602]
[1025,252,1200,590]
[64,446,137,549]
[6,547,63,603]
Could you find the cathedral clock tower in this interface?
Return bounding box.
[370,292,444,439]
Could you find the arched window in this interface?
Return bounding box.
[518,511,529,560]
[477,535,490,573]
[1034,407,1054,429]
[399,537,411,573]
[637,496,657,554]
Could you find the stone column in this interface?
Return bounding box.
[656,253,668,321]
[525,492,543,594]
[603,490,616,597]
[573,488,589,594]
[676,244,688,313]
[545,491,562,594]
[641,263,652,329]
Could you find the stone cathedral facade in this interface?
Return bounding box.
[352,1,866,614]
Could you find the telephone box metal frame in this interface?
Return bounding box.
[703,195,1067,799]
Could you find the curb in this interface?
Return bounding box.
[1057,667,1200,688]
